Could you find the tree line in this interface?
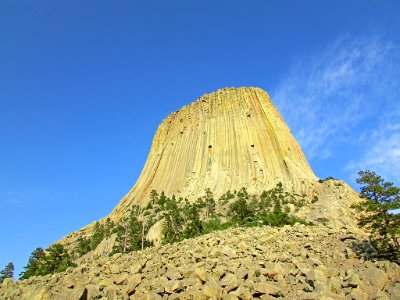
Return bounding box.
[18,183,310,279]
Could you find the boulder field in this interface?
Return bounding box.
[2,224,399,299]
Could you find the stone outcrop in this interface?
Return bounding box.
[2,225,400,299]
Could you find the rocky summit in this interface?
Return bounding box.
[114,87,316,212]
[2,225,400,299]
[1,87,398,299]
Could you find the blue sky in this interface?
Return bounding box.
[1,1,399,277]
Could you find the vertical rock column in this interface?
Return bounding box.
[110,87,316,220]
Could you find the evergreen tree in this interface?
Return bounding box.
[20,247,45,279]
[182,200,203,238]
[127,206,143,251]
[90,222,106,250]
[112,205,145,254]
[259,189,274,212]
[109,187,312,252]
[0,262,14,283]
[228,187,254,225]
[41,244,74,274]
[204,188,217,221]
[75,237,91,256]
[104,218,115,237]
[111,222,126,254]
[162,195,185,243]
[353,170,400,261]
[147,190,159,209]
[156,191,168,212]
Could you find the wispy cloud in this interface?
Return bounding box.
[272,35,400,182]
[347,109,400,182]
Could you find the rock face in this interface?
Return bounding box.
[112,87,316,219]
[3,225,400,299]
[59,87,362,245]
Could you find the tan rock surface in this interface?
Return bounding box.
[113,87,316,215]
[59,86,362,246]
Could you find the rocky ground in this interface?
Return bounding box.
[1,224,399,300]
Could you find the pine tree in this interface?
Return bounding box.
[204,188,217,221]
[353,170,400,261]
[126,206,143,252]
[148,190,159,208]
[20,247,45,279]
[90,222,105,250]
[104,218,115,237]
[112,206,144,254]
[162,196,184,243]
[111,222,126,254]
[182,200,203,238]
[41,244,73,274]
[0,262,14,283]
[156,191,168,212]
[75,237,91,256]
[228,187,254,225]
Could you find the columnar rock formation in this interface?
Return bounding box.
[111,87,317,219]
[58,87,361,245]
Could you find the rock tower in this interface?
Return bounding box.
[61,86,360,244]
[111,87,317,220]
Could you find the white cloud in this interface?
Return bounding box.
[347,110,400,183]
[272,35,400,185]
[272,35,399,161]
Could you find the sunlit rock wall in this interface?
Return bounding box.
[111,87,317,218]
